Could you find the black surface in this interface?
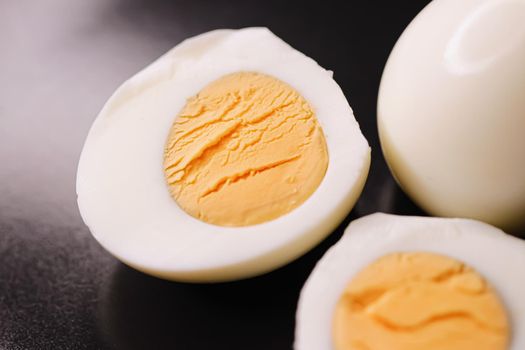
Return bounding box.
[0,1,434,349]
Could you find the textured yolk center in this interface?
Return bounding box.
[163,72,328,226]
[333,252,510,350]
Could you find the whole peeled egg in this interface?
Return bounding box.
[378,0,525,232]
[76,28,370,282]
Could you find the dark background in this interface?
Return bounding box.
[1,1,432,349]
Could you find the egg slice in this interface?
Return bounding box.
[76,27,370,282]
[295,213,525,349]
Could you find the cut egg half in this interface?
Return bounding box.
[76,28,370,282]
[295,213,525,350]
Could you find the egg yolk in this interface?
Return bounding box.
[333,252,510,350]
[163,72,328,226]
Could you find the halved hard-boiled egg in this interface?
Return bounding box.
[76,28,370,282]
[296,213,525,349]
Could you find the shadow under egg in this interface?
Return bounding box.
[96,211,356,350]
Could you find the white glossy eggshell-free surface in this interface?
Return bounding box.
[76,28,370,282]
[378,0,525,232]
[295,213,525,350]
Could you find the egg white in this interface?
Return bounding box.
[377,0,525,232]
[295,213,525,349]
[76,28,370,282]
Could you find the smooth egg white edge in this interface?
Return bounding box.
[76,27,371,282]
[295,213,525,350]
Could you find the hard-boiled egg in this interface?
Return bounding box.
[296,213,525,350]
[76,28,370,282]
[378,0,525,232]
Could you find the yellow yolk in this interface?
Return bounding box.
[163,72,328,226]
[333,252,510,350]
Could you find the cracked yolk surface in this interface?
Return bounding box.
[333,252,510,350]
[163,72,328,226]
